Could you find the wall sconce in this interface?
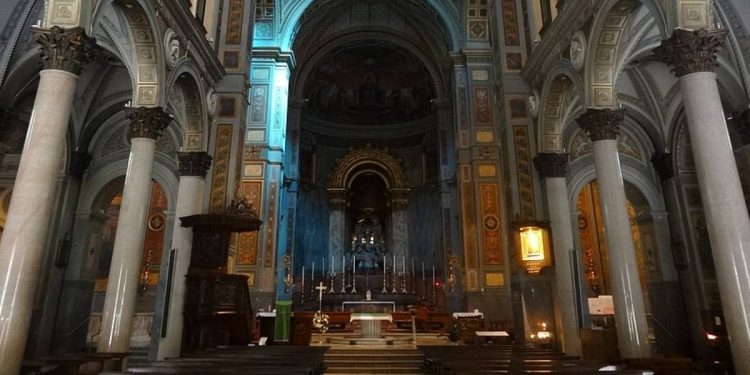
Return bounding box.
[513,221,552,275]
[282,254,293,293]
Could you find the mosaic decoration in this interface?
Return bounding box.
[466,0,490,41]
[225,0,244,45]
[473,87,492,124]
[480,183,503,265]
[248,86,268,124]
[209,124,233,211]
[513,126,535,219]
[264,179,278,268]
[461,166,477,268]
[237,181,263,265]
[501,0,520,46]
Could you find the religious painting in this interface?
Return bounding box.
[473,87,492,124]
[218,97,236,118]
[509,99,528,118]
[303,44,436,125]
[222,50,240,70]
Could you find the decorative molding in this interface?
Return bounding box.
[578,108,624,142]
[328,144,409,189]
[125,106,172,140]
[177,152,212,177]
[533,153,569,178]
[34,26,95,75]
[654,28,727,77]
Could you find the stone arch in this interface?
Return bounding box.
[328,145,409,190]
[539,68,583,152]
[278,0,461,52]
[165,64,208,151]
[291,30,450,104]
[585,0,661,108]
[91,0,164,107]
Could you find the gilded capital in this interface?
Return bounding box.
[654,28,727,77]
[125,106,172,140]
[533,153,569,178]
[178,152,213,177]
[577,108,624,142]
[34,26,96,75]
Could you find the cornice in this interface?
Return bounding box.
[521,1,601,89]
[157,0,225,86]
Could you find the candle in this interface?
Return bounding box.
[312,261,315,284]
[432,266,435,285]
[353,255,356,274]
[411,258,415,277]
[302,266,305,288]
[331,255,334,274]
[323,257,326,276]
[422,262,425,280]
[384,255,387,274]
[342,255,345,274]
[402,257,405,274]
[393,255,396,275]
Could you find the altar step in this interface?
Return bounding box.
[324,348,424,374]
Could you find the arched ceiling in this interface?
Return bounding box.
[291,0,452,130]
[303,41,436,126]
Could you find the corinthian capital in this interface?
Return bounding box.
[654,28,727,77]
[34,26,96,75]
[178,152,213,177]
[125,106,172,140]
[577,108,624,142]
[533,153,569,178]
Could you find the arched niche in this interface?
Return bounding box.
[326,145,410,263]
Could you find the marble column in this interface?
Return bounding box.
[578,108,651,358]
[0,26,94,374]
[533,153,582,356]
[656,28,750,373]
[327,188,346,261]
[97,107,171,353]
[157,152,211,360]
[389,189,410,260]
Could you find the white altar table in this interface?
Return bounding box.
[342,301,395,313]
[350,313,393,338]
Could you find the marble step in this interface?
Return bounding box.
[324,367,423,374]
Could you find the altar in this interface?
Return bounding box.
[350,312,393,338]
[342,301,395,313]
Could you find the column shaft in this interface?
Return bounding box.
[545,177,582,356]
[591,140,651,358]
[681,72,750,373]
[0,70,78,373]
[157,176,204,359]
[98,138,158,352]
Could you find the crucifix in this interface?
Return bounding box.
[315,282,327,311]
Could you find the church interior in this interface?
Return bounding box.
[1,0,750,374]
